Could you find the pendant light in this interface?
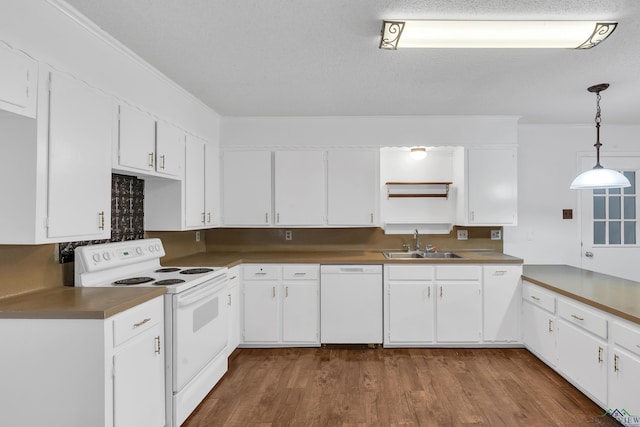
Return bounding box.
[570,84,631,190]
[409,147,427,160]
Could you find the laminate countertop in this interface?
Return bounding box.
[0,287,166,319]
[523,264,640,325]
[167,250,523,268]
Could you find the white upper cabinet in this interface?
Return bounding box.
[0,42,37,118]
[185,135,207,228]
[47,72,112,240]
[204,141,220,227]
[274,151,325,226]
[222,151,272,226]
[454,147,518,226]
[327,150,377,226]
[0,68,112,244]
[117,104,156,173]
[155,121,185,178]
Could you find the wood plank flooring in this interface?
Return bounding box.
[183,348,620,426]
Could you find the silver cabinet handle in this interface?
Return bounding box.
[285,286,289,298]
[254,272,267,276]
[370,213,374,224]
[160,154,166,169]
[440,286,443,298]
[272,286,276,298]
[277,213,280,223]
[155,336,161,354]
[98,211,105,230]
[227,293,232,306]
[428,286,431,298]
[294,272,306,276]
[201,212,206,224]
[148,152,154,168]
[494,270,507,275]
[207,212,211,223]
[614,354,619,372]
[571,314,585,321]
[585,251,594,258]
[548,319,553,332]
[134,318,151,328]
[598,346,603,364]
[265,212,269,223]
[530,296,541,301]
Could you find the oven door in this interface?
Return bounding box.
[172,274,228,392]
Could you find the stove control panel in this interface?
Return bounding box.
[75,239,166,272]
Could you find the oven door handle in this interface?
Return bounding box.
[177,278,226,308]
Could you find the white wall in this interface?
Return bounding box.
[505,124,640,274]
[0,0,219,141]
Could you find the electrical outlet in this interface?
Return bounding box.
[195,231,201,242]
[457,230,468,240]
[491,230,502,240]
[285,230,293,241]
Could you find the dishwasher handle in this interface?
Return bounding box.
[321,265,382,275]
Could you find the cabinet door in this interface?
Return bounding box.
[0,42,37,117]
[327,150,377,225]
[610,349,640,421]
[118,104,156,172]
[47,72,111,239]
[243,282,279,343]
[227,285,240,356]
[185,136,206,228]
[204,141,220,227]
[388,282,434,343]
[467,148,517,225]
[155,121,184,178]
[222,151,272,226]
[436,282,481,342]
[557,320,608,405]
[113,322,165,427]
[275,151,325,225]
[483,266,522,342]
[282,282,319,343]
[522,301,557,365]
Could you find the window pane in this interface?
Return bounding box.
[593,188,606,195]
[624,221,636,245]
[624,196,636,219]
[624,171,636,195]
[594,196,606,219]
[609,196,621,219]
[594,221,606,244]
[609,221,621,244]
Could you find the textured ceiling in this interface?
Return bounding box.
[63,0,640,124]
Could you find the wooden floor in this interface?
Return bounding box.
[183,347,620,427]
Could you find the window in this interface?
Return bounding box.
[593,171,637,245]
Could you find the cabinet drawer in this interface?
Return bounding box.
[436,265,481,281]
[387,265,434,281]
[243,264,280,280]
[612,321,640,357]
[113,296,163,347]
[558,298,607,340]
[283,264,319,280]
[523,282,556,314]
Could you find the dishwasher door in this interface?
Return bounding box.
[320,265,383,344]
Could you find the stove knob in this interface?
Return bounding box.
[148,245,155,252]
[155,243,161,251]
[103,252,111,261]
[136,247,143,255]
[92,253,101,263]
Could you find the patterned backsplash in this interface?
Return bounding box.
[58,174,145,263]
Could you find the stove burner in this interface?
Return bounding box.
[155,267,181,273]
[114,277,155,286]
[180,268,214,275]
[154,279,186,286]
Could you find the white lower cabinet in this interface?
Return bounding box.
[610,321,640,423]
[0,296,165,427]
[385,265,435,346]
[522,281,558,365]
[435,266,482,343]
[241,264,320,346]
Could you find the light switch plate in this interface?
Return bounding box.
[491,230,502,240]
[457,230,468,240]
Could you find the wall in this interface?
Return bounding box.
[505,124,640,278]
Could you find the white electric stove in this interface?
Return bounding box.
[75,238,229,427]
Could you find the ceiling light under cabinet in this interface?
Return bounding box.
[379,20,617,50]
[409,147,427,160]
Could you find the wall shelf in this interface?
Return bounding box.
[385,182,452,199]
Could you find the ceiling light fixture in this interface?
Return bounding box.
[379,20,617,50]
[409,147,427,160]
[570,83,630,190]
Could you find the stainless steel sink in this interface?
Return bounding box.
[383,251,425,259]
[382,251,462,259]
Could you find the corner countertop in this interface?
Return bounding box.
[166,250,523,268]
[522,264,640,325]
[0,287,166,320]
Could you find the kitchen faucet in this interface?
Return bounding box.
[413,229,420,251]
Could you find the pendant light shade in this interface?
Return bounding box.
[409,147,427,160]
[570,83,631,190]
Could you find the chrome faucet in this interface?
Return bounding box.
[413,229,420,251]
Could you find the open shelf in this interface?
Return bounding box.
[385,182,452,199]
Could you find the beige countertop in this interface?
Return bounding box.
[0,287,166,319]
[167,250,523,268]
[523,265,640,325]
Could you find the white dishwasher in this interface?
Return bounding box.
[320,265,383,344]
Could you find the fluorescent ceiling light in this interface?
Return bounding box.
[379,20,617,49]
